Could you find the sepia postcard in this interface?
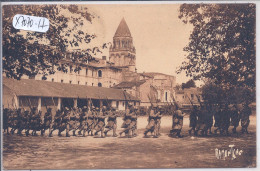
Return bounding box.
[1,1,257,170]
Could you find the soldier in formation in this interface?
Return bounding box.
[188,105,198,136]
[94,106,107,138]
[170,107,185,138]
[104,108,118,137]
[240,102,251,134]
[118,104,138,138]
[78,106,88,137]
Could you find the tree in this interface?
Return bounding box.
[177,4,256,89]
[2,5,108,80]
[181,79,196,89]
[201,81,255,105]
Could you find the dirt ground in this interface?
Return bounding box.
[3,113,256,169]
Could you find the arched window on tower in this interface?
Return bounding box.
[165,92,168,102]
[98,70,102,77]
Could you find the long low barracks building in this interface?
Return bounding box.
[3,77,139,114]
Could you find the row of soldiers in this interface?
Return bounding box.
[188,102,252,136]
[3,102,252,138]
[3,105,121,138]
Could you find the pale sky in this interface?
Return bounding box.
[69,4,194,85]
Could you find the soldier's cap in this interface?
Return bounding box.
[83,106,87,109]
[65,107,69,110]
[96,107,99,110]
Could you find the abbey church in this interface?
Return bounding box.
[3,18,183,113]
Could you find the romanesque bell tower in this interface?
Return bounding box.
[109,18,136,72]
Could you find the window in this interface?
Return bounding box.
[191,94,194,100]
[61,80,64,83]
[116,101,119,108]
[98,70,102,77]
[86,68,88,76]
[85,82,87,85]
[123,102,125,106]
[165,92,168,101]
[98,83,102,87]
[69,80,72,84]
[78,81,80,85]
[70,66,73,73]
[92,70,94,77]
[78,69,80,75]
[52,78,54,82]
[92,83,94,86]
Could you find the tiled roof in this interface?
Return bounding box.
[113,80,146,89]
[141,72,174,78]
[114,18,132,37]
[3,77,139,101]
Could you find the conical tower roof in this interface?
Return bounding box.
[114,18,132,37]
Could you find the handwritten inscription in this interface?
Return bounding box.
[13,14,49,33]
[215,145,243,160]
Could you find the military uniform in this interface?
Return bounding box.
[30,108,42,136]
[195,107,207,136]
[78,106,88,136]
[104,108,118,137]
[23,110,30,136]
[94,107,106,138]
[241,103,251,134]
[205,105,214,135]
[170,109,184,138]
[87,108,96,136]
[42,108,53,136]
[49,109,63,137]
[119,106,134,137]
[63,107,71,137]
[154,107,163,137]
[220,105,230,135]
[3,108,10,134]
[10,109,18,134]
[188,106,198,135]
[214,107,222,134]
[230,104,240,133]
[16,108,24,135]
[144,107,157,137]
[130,108,138,137]
[70,108,80,136]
